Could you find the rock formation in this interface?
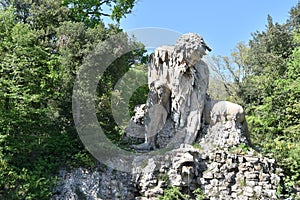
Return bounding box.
[134,145,284,200]
[53,33,294,200]
[53,144,285,200]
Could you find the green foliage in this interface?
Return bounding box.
[1,0,299,199]
[158,173,169,183]
[240,15,294,106]
[75,187,87,200]
[192,143,203,151]
[0,1,142,199]
[213,3,300,197]
[140,160,148,169]
[158,186,205,200]
[229,143,251,155]
[61,0,136,26]
[159,187,189,200]
[193,188,205,200]
[260,137,300,194]
[94,43,147,144]
[128,66,149,116]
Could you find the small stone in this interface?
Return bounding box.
[204,184,213,191]
[215,173,225,179]
[253,164,262,171]
[268,158,276,164]
[245,172,259,180]
[238,166,248,172]
[224,172,235,183]
[259,173,270,181]
[219,186,228,191]
[231,192,238,198]
[244,156,259,163]
[211,186,219,195]
[231,184,238,192]
[263,189,277,198]
[243,186,254,197]
[227,163,238,170]
[219,190,230,198]
[253,186,262,196]
[270,173,280,185]
[257,180,267,186]
[246,180,257,187]
[203,171,214,179]
[210,179,219,187]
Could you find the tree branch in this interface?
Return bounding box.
[87,11,110,17]
[100,0,111,6]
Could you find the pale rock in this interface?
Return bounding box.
[253,186,263,196]
[202,171,214,179]
[246,180,257,187]
[263,189,277,198]
[245,171,259,180]
[244,156,259,163]
[210,179,219,187]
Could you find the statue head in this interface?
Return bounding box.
[174,33,210,66]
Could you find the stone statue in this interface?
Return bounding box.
[132,33,210,150]
[203,100,245,125]
[199,96,250,148]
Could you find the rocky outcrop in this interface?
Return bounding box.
[53,145,284,200]
[123,104,146,144]
[134,145,284,200]
[52,166,136,200]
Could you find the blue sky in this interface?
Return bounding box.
[116,0,299,56]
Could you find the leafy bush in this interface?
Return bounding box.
[260,137,300,195]
[0,1,141,199]
[159,187,189,200]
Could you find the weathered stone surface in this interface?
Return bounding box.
[124,104,146,144]
[128,145,284,200]
[198,96,251,149]
[52,167,136,200]
[132,33,209,150]
[202,171,214,179]
[203,99,245,125]
[53,145,286,200]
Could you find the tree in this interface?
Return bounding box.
[0,7,68,199]
[208,42,250,103]
[240,15,295,106]
[288,1,300,32]
[238,11,300,196]
[209,8,300,195]
[62,0,136,27]
[0,0,143,198]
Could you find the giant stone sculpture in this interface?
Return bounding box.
[133,33,210,150]
[54,33,288,200]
